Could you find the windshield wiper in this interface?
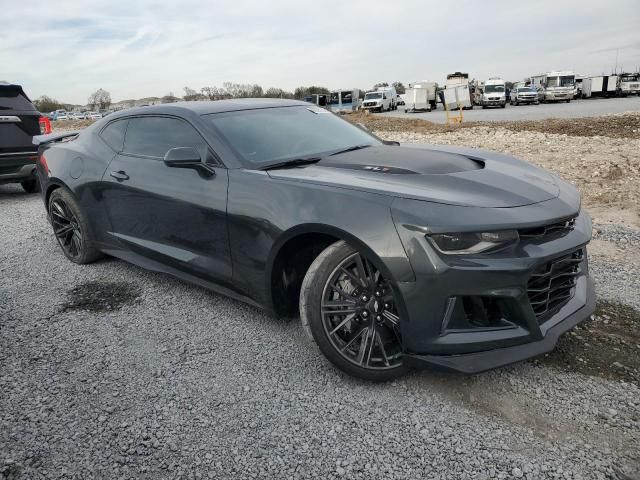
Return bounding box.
[329,144,372,156]
[262,157,322,171]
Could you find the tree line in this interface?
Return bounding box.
[33,81,408,112]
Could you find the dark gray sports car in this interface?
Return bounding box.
[35,99,595,380]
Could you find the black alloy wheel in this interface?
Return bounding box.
[300,241,407,380]
[50,197,83,260]
[48,188,102,264]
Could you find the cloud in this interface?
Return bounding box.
[2,0,639,104]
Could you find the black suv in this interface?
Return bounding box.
[0,82,50,192]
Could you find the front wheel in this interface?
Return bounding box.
[300,241,408,381]
[48,188,103,264]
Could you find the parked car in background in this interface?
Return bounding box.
[0,82,51,192]
[51,109,69,121]
[396,94,405,106]
[35,99,595,380]
[510,86,540,105]
[70,112,87,120]
[87,111,102,119]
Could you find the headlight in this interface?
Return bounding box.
[428,230,519,254]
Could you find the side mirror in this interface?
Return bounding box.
[164,147,215,177]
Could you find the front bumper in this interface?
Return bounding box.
[391,196,594,373]
[481,98,505,106]
[516,96,538,103]
[403,275,594,373]
[545,91,572,100]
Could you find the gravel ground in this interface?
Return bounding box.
[3,114,640,479]
[1,182,640,479]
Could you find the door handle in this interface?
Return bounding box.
[110,170,129,181]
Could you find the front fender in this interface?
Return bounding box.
[227,169,416,306]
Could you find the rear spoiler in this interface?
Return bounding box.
[33,131,81,147]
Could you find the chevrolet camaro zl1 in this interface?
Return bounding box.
[35,99,595,380]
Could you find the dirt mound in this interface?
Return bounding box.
[345,111,640,140]
[540,301,640,384]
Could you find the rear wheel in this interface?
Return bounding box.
[20,178,40,193]
[48,188,103,264]
[300,241,408,381]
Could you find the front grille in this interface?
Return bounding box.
[519,217,575,243]
[527,249,583,321]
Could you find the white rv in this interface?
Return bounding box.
[532,71,575,102]
[480,77,506,108]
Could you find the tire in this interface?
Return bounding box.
[501,103,506,108]
[566,99,571,103]
[482,105,486,109]
[404,109,408,113]
[48,188,103,265]
[300,241,408,381]
[21,178,40,193]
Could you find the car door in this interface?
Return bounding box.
[100,115,232,282]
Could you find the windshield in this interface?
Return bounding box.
[205,106,380,167]
[484,85,505,93]
[517,87,536,92]
[547,76,575,88]
[365,92,382,100]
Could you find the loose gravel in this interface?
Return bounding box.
[2,121,640,479]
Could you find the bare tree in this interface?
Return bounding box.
[183,86,202,101]
[392,82,406,94]
[87,88,111,110]
[34,95,64,112]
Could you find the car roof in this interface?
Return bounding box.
[108,98,309,120]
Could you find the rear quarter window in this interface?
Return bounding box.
[100,119,128,152]
[0,86,36,111]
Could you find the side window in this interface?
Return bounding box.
[99,119,128,152]
[123,116,208,160]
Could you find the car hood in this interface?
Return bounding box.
[266,144,560,208]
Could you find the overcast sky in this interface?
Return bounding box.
[2,0,639,104]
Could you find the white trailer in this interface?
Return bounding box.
[328,89,361,112]
[403,81,437,113]
[444,85,472,111]
[582,76,618,98]
[444,72,473,109]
